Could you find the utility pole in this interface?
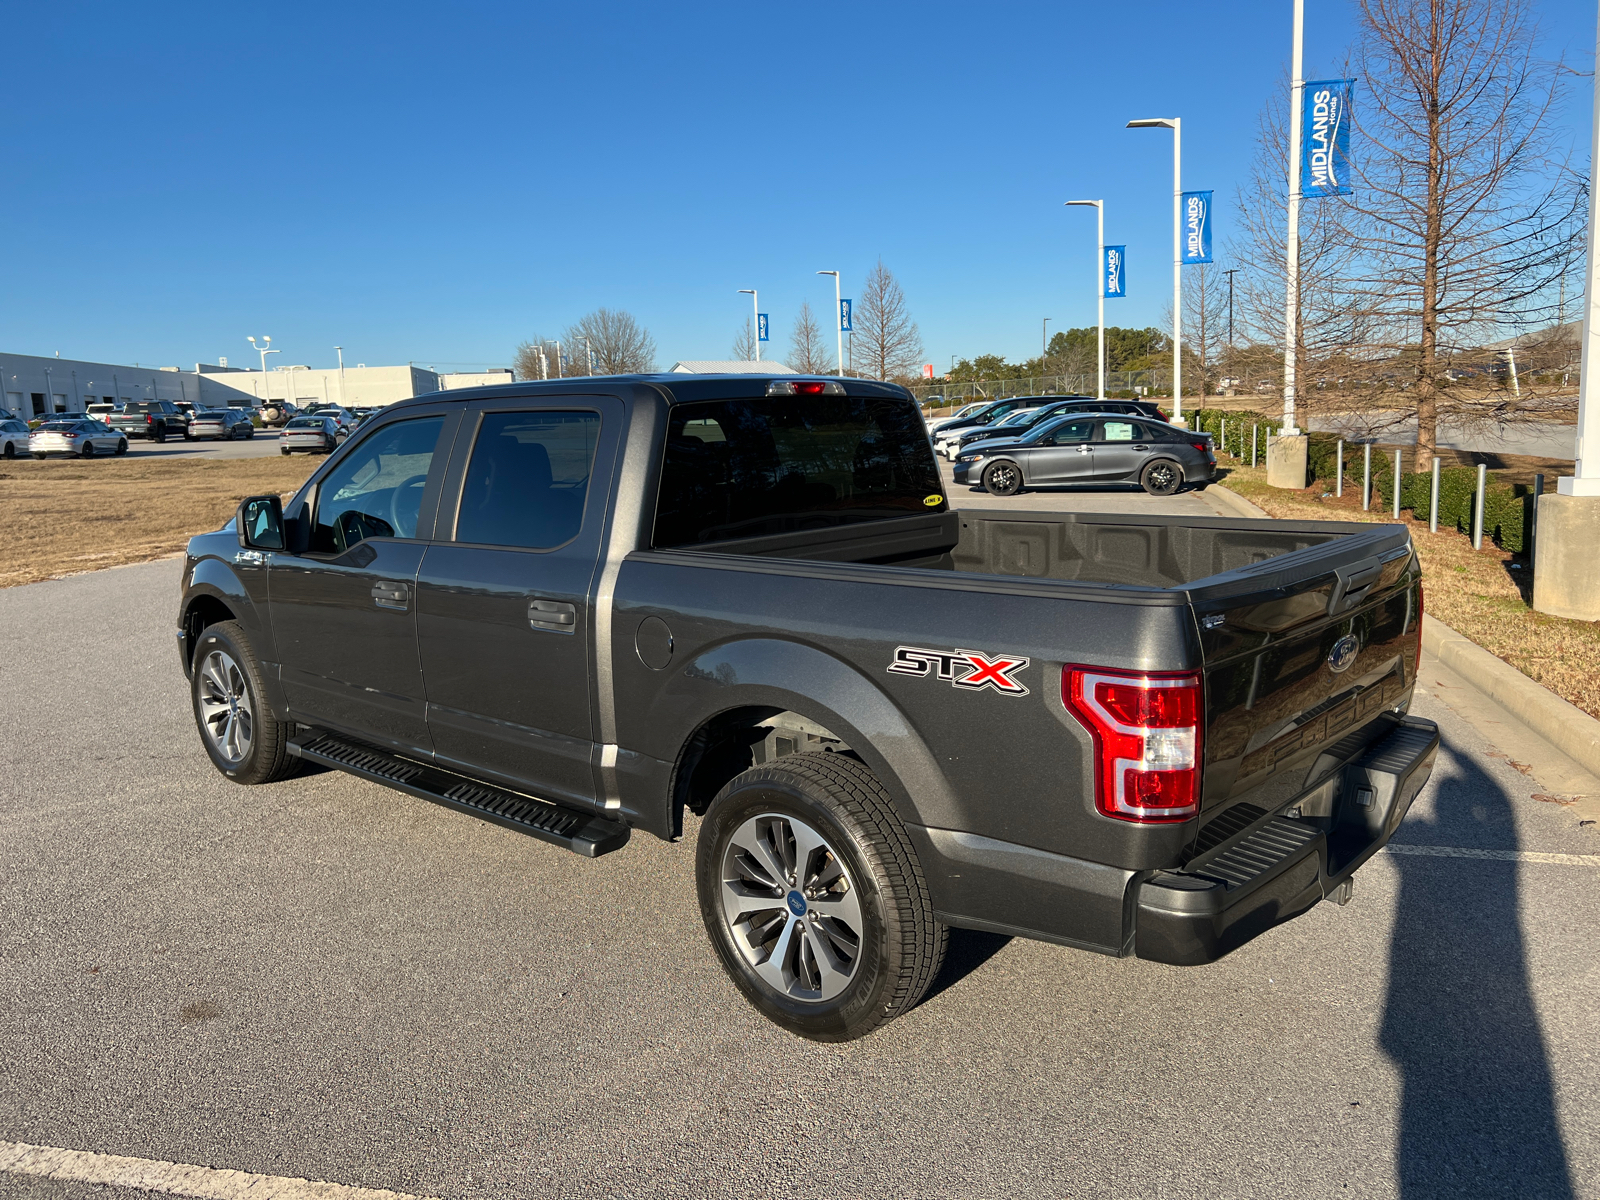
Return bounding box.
[1282,0,1305,436]
[818,271,843,376]
[1042,318,1052,363]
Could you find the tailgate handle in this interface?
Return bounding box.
[1330,560,1386,614]
[529,598,577,633]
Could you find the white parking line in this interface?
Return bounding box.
[1385,844,1600,867]
[0,1140,438,1200]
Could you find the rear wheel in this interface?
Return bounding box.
[153,425,166,444]
[31,452,45,460]
[80,442,94,458]
[697,751,946,1042]
[3,442,14,459]
[982,460,1023,497]
[1140,459,1183,496]
[115,439,128,456]
[281,447,291,455]
[190,620,295,785]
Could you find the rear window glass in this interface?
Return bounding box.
[455,411,600,550]
[285,417,322,428]
[653,395,944,549]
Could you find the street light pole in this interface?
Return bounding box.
[1282,0,1305,435]
[817,271,843,376]
[738,289,760,361]
[553,340,563,378]
[247,336,278,407]
[1127,118,1185,426]
[334,346,346,407]
[1042,317,1051,363]
[1066,199,1106,399]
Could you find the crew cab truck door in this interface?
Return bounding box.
[268,409,456,757]
[1024,417,1096,484]
[414,398,622,810]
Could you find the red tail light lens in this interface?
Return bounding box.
[1063,666,1203,822]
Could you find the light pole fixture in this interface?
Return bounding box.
[1042,318,1052,363]
[334,346,347,407]
[583,336,595,375]
[737,289,760,362]
[1126,117,1187,426]
[1282,0,1305,437]
[1065,199,1106,399]
[283,363,308,408]
[247,336,278,406]
[554,340,563,377]
[817,271,843,376]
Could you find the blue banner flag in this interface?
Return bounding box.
[757,313,769,342]
[1103,246,1126,298]
[1181,191,1213,264]
[1302,79,1354,197]
[839,299,853,332]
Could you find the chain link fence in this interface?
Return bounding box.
[906,368,1283,406]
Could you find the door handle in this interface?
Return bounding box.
[371,581,409,611]
[1075,445,1092,453]
[528,598,578,633]
[1133,444,1149,450]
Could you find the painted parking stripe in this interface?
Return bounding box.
[0,1140,438,1200]
[1385,844,1600,867]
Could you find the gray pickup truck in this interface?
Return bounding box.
[109,399,189,442]
[177,374,1437,1041]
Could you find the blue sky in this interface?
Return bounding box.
[1,1,1594,374]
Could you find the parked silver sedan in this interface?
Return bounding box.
[29,419,128,459]
[279,415,340,455]
[189,408,257,440]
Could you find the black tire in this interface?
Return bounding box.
[246,426,255,439]
[189,620,296,785]
[281,447,291,455]
[696,751,947,1042]
[981,459,1023,497]
[153,425,166,444]
[1140,459,1183,496]
[31,453,45,460]
[80,442,94,458]
[2,442,13,459]
[115,440,128,456]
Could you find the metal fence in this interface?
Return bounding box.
[907,368,1289,405]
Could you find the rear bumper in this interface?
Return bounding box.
[1135,715,1439,965]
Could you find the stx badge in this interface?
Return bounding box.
[887,645,1031,697]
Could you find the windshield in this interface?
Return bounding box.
[654,395,945,548]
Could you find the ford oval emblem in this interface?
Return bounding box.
[1327,635,1360,674]
[786,890,808,917]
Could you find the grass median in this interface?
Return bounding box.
[1218,461,1600,721]
[0,455,316,587]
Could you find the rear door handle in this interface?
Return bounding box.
[371,581,409,611]
[1075,445,1092,454]
[528,598,578,633]
[1133,444,1149,450]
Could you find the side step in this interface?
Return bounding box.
[287,728,630,858]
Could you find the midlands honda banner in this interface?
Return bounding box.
[1181,191,1213,264]
[1302,79,1354,197]
[1103,246,1126,298]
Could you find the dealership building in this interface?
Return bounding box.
[0,351,512,419]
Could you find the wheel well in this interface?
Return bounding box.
[671,707,851,836]
[183,595,235,666]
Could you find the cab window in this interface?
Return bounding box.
[1041,419,1095,445]
[310,416,445,553]
[454,411,601,550]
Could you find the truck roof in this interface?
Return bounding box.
[386,373,915,410]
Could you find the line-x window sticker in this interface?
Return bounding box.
[888,645,1032,697]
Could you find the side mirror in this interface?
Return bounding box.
[237,495,285,550]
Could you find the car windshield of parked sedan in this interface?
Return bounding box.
[284,417,325,429]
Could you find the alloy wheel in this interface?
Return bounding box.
[197,649,254,765]
[718,812,863,1003]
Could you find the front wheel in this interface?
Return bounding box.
[1141,459,1183,496]
[981,460,1023,497]
[115,439,128,456]
[696,752,947,1042]
[190,620,295,785]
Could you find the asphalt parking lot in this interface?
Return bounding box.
[116,434,288,461]
[2,506,1597,1199]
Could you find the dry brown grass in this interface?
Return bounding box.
[1219,462,1600,720]
[0,455,315,587]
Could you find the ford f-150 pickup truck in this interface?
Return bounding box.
[178,373,1437,1041]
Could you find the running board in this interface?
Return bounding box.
[287,728,630,858]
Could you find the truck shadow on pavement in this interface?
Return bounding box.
[1381,746,1573,1198]
[920,929,1012,1005]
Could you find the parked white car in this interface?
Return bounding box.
[29,418,128,459]
[1,417,30,458]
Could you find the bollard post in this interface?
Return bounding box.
[1363,443,1372,511]
[1221,418,1227,456]
[1393,448,1402,518]
[1472,462,1486,550]
[1430,456,1440,533]
[1251,424,1258,467]
[1530,472,1544,563]
[1336,439,1344,497]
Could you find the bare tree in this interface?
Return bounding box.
[562,308,656,375]
[1164,264,1231,400]
[1345,0,1580,459]
[854,260,925,381]
[512,337,561,381]
[786,301,832,373]
[731,319,756,361]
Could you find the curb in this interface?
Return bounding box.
[1203,484,1270,519]
[1422,614,1600,779]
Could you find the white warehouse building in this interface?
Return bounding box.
[0,351,512,419]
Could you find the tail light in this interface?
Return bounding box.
[145,414,154,424]
[1063,666,1204,822]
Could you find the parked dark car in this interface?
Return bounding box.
[180,373,1433,1042]
[189,409,257,440]
[941,398,1170,458]
[108,400,190,442]
[925,395,1073,445]
[953,412,1217,496]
